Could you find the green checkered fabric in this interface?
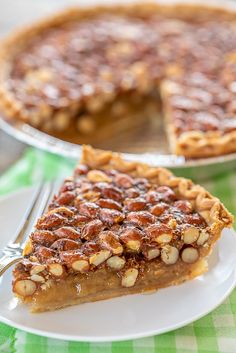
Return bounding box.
[0,148,236,353]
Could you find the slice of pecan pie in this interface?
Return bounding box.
[12,146,233,312]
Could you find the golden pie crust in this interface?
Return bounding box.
[12,146,233,312]
[1,3,236,158]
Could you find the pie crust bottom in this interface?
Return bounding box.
[23,258,207,313]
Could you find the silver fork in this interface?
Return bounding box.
[0,181,59,277]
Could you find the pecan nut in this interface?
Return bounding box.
[125,188,140,198]
[142,244,160,260]
[60,250,89,272]
[174,200,193,214]
[31,230,58,246]
[126,211,155,226]
[99,208,125,225]
[120,227,143,252]
[181,247,199,263]
[14,279,36,297]
[107,256,126,270]
[54,226,81,240]
[101,185,123,202]
[197,230,209,245]
[125,198,146,211]
[114,173,134,188]
[51,238,81,251]
[81,219,104,240]
[57,191,76,205]
[121,268,139,287]
[99,231,123,255]
[146,224,172,243]
[48,207,74,217]
[161,245,179,265]
[36,213,67,230]
[150,202,168,216]
[48,263,65,277]
[182,226,199,244]
[89,249,111,266]
[78,202,100,217]
[36,247,57,262]
[97,198,122,211]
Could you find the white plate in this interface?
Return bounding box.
[0,186,236,342]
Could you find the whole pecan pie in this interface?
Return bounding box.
[12,146,233,312]
[1,3,236,157]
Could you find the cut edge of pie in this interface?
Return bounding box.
[12,145,233,312]
[161,81,236,158]
[1,3,236,158]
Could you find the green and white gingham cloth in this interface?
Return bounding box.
[0,148,236,353]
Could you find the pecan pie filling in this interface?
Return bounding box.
[12,146,233,312]
[1,4,236,157]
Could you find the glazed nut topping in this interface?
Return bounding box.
[14,280,36,297]
[6,8,236,163]
[181,247,199,263]
[107,256,126,270]
[121,268,139,287]
[89,249,111,266]
[182,226,200,244]
[161,246,179,265]
[13,153,229,300]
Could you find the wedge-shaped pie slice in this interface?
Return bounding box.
[13,146,233,312]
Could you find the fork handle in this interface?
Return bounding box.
[0,255,22,277]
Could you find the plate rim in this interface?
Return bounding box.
[0,186,236,342]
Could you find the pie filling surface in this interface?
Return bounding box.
[12,146,233,312]
[1,4,236,157]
